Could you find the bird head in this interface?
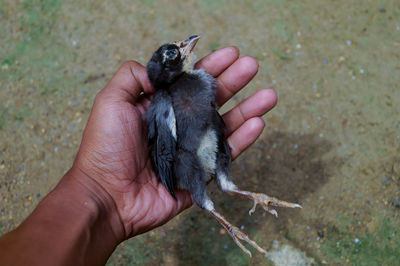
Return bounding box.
[147,35,200,89]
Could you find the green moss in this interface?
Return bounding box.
[209,42,220,52]
[254,53,266,62]
[1,58,13,67]
[225,250,250,266]
[0,0,80,101]
[274,20,292,42]
[107,236,157,265]
[14,106,31,121]
[336,214,353,233]
[2,0,61,66]
[0,109,9,130]
[125,238,153,264]
[199,0,225,11]
[321,216,400,265]
[273,48,291,60]
[143,0,156,7]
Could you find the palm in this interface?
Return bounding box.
[76,95,187,237]
[74,47,278,239]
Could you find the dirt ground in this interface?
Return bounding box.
[1,0,399,265]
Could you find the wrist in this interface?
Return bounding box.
[0,167,125,265]
[53,166,126,264]
[57,166,126,243]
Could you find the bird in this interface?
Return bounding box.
[145,35,301,256]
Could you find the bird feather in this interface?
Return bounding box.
[145,90,177,198]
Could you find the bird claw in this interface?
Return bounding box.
[211,210,268,257]
[247,192,301,217]
[226,225,268,257]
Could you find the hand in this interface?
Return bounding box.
[73,47,278,240]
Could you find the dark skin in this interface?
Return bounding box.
[0,47,278,265]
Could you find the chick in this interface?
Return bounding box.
[145,36,301,256]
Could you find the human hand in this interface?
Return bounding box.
[72,47,278,241]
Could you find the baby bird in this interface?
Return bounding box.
[145,36,301,256]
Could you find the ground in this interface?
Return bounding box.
[0,0,399,265]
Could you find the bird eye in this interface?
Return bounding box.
[166,49,178,59]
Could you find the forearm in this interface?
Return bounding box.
[0,167,124,266]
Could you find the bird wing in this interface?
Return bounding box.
[146,90,177,198]
[213,109,231,160]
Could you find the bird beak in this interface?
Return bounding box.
[175,35,200,59]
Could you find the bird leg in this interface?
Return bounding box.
[226,189,302,217]
[210,209,268,257]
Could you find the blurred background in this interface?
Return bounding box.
[1,0,399,265]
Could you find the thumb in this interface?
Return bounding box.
[101,61,154,103]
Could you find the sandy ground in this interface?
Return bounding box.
[1,0,399,265]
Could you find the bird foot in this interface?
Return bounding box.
[225,222,268,257]
[247,192,302,217]
[227,189,301,217]
[210,210,268,257]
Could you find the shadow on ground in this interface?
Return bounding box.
[169,131,342,265]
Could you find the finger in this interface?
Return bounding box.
[223,89,277,135]
[194,46,239,77]
[135,95,153,116]
[101,61,153,102]
[228,117,265,160]
[216,56,259,107]
[174,189,194,212]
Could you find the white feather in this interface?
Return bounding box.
[217,172,237,191]
[166,106,177,140]
[197,129,217,175]
[204,198,215,211]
